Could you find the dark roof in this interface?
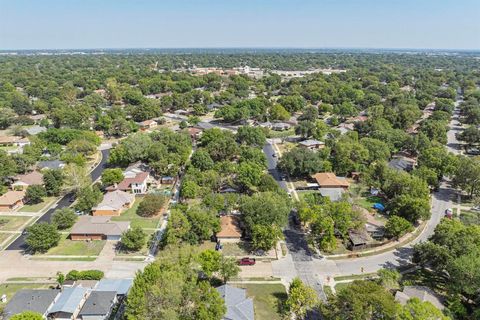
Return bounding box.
[4,289,60,319]
[79,291,117,316]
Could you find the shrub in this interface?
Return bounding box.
[137,194,166,217]
[121,227,147,251]
[66,269,104,281]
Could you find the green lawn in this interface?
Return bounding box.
[111,197,161,229]
[19,197,55,213]
[0,233,12,245]
[197,241,251,257]
[45,234,105,256]
[116,229,154,256]
[0,215,31,231]
[236,284,287,320]
[460,210,480,225]
[334,282,351,292]
[0,283,55,307]
[355,195,384,212]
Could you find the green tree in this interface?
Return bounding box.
[218,256,240,283]
[137,194,165,217]
[43,169,64,196]
[25,185,47,204]
[236,126,266,147]
[398,298,449,320]
[377,268,401,291]
[286,278,318,320]
[278,147,330,178]
[181,180,199,199]
[320,280,399,320]
[74,185,103,213]
[25,222,60,253]
[63,163,92,194]
[52,208,77,230]
[197,249,221,277]
[101,168,124,186]
[270,103,291,121]
[251,224,283,251]
[452,156,480,198]
[385,216,413,239]
[185,206,220,243]
[121,226,147,251]
[191,149,215,171]
[237,161,264,190]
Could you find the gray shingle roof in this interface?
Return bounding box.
[96,279,133,296]
[38,160,65,170]
[216,285,254,320]
[319,188,345,202]
[3,289,60,319]
[49,287,88,314]
[79,291,117,316]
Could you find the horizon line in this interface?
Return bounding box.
[1,46,480,52]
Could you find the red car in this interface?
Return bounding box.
[238,257,256,266]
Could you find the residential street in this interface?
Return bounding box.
[6,148,111,251]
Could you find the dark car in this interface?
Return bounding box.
[238,257,256,266]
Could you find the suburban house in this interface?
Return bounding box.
[95,279,133,298]
[188,127,203,140]
[70,216,130,241]
[11,171,44,190]
[48,287,89,320]
[119,171,149,194]
[78,291,117,320]
[139,119,158,131]
[92,190,135,216]
[216,285,254,320]
[23,125,47,136]
[3,289,61,320]
[271,122,291,131]
[388,156,416,172]
[38,159,66,170]
[311,172,350,189]
[160,176,175,185]
[395,286,444,310]
[298,139,325,150]
[0,190,26,211]
[216,216,242,242]
[0,136,21,146]
[348,229,372,251]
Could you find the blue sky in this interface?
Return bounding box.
[1,0,479,50]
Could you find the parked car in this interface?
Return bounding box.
[272,153,277,157]
[238,257,256,266]
[466,147,480,155]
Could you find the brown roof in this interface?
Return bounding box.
[0,190,26,205]
[140,119,157,126]
[70,216,130,236]
[217,216,242,239]
[13,171,44,186]
[188,127,202,135]
[0,136,20,144]
[311,173,350,188]
[117,172,149,191]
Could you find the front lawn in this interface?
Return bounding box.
[19,197,55,213]
[45,234,105,256]
[0,233,11,245]
[116,229,154,256]
[460,210,480,225]
[111,197,161,229]
[236,283,288,320]
[0,283,55,307]
[0,215,31,231]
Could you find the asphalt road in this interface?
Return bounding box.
[6,148,110,251]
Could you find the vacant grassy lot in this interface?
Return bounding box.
[198,241,251,257]
[237,283,287,320]
[111,197,161,229]
[0,283,55,307]
[45,234,105,256]
[0,215,31,231]
[19,197,55,213]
